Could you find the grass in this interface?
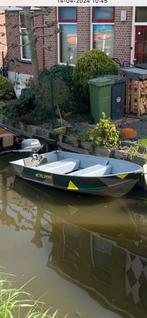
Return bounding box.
[0,272,58,318]
[139,137,147,148]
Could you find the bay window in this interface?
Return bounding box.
[92,7,114,57]
[59,7,77,64]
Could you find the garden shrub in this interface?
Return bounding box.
[0,75,15,100]
[2,90,36,124]
[27,66,87,116]
[73,49,118,111]
[49,64,74,88]
[48,65,81,114]
[89,112,120,148]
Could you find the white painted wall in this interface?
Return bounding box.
[8,71,33,98]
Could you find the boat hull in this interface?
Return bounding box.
[12,163,141,198]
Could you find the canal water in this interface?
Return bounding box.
[0,155,147,318]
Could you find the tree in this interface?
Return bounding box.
[0,6,55,78]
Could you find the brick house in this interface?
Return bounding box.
[0,10,7,68]
[4,6,147,86]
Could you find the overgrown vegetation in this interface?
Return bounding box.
[2,90,37,125]
[2,64,84,125]
[0,75,15,100]
[2,50,118,125]
[0,273,58,318]
[128,141,147,162]
[139,137,147,148]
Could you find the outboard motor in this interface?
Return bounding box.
[21,139,43,153]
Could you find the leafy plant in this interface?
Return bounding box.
[128,142,140,160]
[128,142,147,162]
[0,75,15,100]
[73,49,118,101]
[89,112,120,148]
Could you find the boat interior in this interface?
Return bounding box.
[11,150,143,177]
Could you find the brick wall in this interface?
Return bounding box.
[114,7,133,64]
[5,7,134,77]
[6,8,58,75]
[6,11,32,75]
[34,13,44,70]
[0,11,7,67]
[77,7,91,58]
[44,7,57,68]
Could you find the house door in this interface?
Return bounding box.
[135,26,147,63]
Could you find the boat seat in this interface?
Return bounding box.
[68,163,112,177]
[34,158,80,174]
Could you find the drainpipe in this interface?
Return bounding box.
[42,14,45,69]
[131,6,136,65]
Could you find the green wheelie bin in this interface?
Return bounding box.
[88,77,112,124]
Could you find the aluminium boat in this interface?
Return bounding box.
[10,150,143,197]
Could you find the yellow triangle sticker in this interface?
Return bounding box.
[117,174,128,180]
[67,181,79,191]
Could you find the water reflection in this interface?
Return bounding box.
[0,163,147,318]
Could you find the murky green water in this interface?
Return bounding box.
[0,154,147,318]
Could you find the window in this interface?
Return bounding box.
[20,13,32,61]
[58,7,77,64]
[93,7,114,22]
[59,7,77,22]
[135,7,147,23]
[92,7,114,57]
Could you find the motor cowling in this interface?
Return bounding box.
[21,139,42,153]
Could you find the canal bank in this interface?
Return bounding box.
[1,118,147,192]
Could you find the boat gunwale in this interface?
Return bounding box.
[11,162,143,179]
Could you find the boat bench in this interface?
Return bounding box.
[68,163,112,177]
[34,158,80,174]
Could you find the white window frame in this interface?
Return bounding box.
[19,12,32,62]
[91,7,115,57]
[131,6,147,64]
[57,7,77,66]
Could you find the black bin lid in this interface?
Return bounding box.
[104,75,126,84]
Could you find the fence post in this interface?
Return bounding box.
[50,77,56,129]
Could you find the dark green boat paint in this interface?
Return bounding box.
[21,166,140,197]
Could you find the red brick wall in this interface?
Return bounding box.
[6,11,32,74]
[5,7,134,75]
[44,7,57,68]
[77,7,91,58]
[0,11,7,67]
[34,14,44,70]
[114,7,133,64]
[6,8,58,75]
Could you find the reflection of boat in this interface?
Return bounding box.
[13,176,147,240]
[1,166,147,317]
[48,219,147,318]
[10,150,143,197]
